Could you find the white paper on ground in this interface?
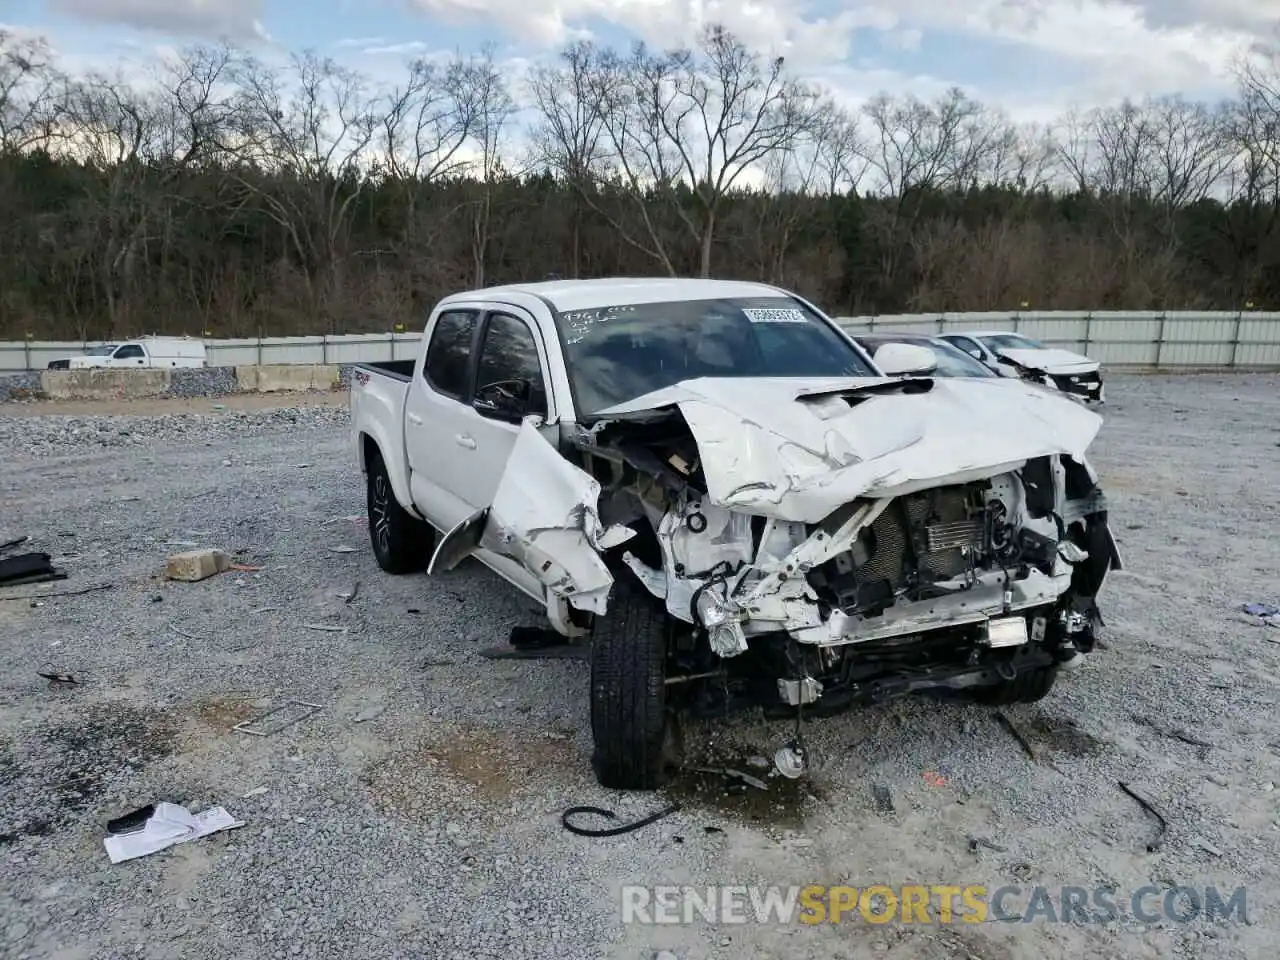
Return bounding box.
[103,801,245,864]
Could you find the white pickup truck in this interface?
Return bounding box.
[46,336,208,370]
[351,278,1121,790]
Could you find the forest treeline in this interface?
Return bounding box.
[2,23,1280,339]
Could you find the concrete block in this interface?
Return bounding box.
[234,364,340,393]
[165,549,232,582]
[41,368,171,400]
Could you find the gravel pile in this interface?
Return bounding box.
[0,374,1277,960]
[0,405,350,456]
[169,366,240,398]
[0,372,41,402]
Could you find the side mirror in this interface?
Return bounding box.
[874,342,938,377]
[474,378,533,423]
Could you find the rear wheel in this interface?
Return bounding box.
[366,450,434,574]
[590,578,672,790]
[974,665,1059,706]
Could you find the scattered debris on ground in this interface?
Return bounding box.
[872,782,894,814]
[967,835,1007,853]
[231,699,323,736]
[1243,601,1280,627]
[352,704,386,723]
[103,801,245,864]
[1117,780,1169,852]
[165,548,231,582]
[0,582,113,602]
[561,803,682,837]
[36,672,77,686]
[0,551,66,587]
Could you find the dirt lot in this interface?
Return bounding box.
[0,374,1277,960]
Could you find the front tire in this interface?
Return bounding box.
[366,451,434,574]
[589,578,671,790]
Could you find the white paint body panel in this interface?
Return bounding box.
[595,375,1102,523]
[995,347,1100,375]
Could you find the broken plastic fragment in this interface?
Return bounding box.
[432,419,634,614]
[103,802,244,864]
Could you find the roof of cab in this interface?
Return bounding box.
[440,277,790,313]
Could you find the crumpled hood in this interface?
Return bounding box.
[995,347,1098,374]
[595,375,1103,523]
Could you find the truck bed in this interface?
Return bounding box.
[357,360,415,381]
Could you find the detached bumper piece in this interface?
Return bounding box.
[0,552,67,587]
[1049,369,1104,403]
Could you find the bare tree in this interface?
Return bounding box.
[56,72,166,333]
[380,56,477,184]
[861,88,994,290]
[862,88,986,196]
[1147,98,1230,208]
[150,43,243,171]
[811,103,868,196]
[376,53,484,282]
[460,45,514,288]
[231,50,378,321]
[527,40,610,276]
[0,29,60,154]
[752,100,865,283]
[589,25,820,277]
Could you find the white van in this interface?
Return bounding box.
[47,337,207,370]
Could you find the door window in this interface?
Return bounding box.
[423,310,479,398]
[474,313,548,418]
[948,336,983,358]
[113,345,145,359]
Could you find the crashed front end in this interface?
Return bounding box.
[610,459,1117,716]
[446,374,1120,715]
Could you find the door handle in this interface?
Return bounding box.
[407,412,423,425]
[455,434,476,449]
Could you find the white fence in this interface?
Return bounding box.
[3,311,1280,372]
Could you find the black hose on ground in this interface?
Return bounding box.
[561,803,682,837]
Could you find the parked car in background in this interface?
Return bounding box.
[851,333,1000,379]
[46,337,207,370]
[937,331,1104,405]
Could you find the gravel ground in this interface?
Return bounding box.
[0,374,1277,960]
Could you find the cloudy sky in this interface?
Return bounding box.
[2,0,1277,120]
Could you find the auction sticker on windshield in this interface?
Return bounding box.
[742,307,809,324]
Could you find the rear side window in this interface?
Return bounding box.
[114,345,145,359]
[423,310,478,397]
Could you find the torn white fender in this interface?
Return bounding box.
[596,376,1103,523]
[429,418,635,615]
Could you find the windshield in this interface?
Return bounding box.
[555,297,878,416]
[980,333,1045,352]
[85,344,118,356]
[860,336,997,378]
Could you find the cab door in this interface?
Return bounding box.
[402,306,483,534]
[420,305,580,601]
[111,343,148,367]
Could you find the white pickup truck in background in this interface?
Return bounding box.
[350,278,1121,790]
[46,336,207,370]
